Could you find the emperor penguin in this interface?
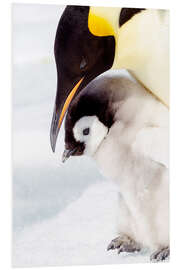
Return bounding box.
[62,73,169,262]
[50,6,169,152]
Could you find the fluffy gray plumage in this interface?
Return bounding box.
[63,72,169,262]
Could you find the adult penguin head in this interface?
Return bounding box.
[50,5,115,152]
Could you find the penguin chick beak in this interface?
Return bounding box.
[50,77,84,152]
[62,148,77,163]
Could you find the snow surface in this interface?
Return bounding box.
[13,181,150,267]
[12,4,150,267]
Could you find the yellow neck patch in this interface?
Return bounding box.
[88,11,115,37]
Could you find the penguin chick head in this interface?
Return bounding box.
[72,115,109,157]
[62,77,115,162]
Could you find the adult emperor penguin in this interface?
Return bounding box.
[50,6,169,152]
[62,73,169,262]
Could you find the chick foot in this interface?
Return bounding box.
[107,235,141,254]
[150,246,170,262]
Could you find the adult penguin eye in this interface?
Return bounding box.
[83,128,90,136]
[80,57,87,70]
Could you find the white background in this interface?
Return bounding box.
[0,0,179,269]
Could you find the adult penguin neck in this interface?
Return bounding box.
[112,9,152,70]
[88,7,169,107]
[88,6,149,69]
[112,9,169,107]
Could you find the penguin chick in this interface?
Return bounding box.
[63,73,169,262]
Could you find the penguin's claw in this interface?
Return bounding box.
[107,235,141,254]
[150,247,170,262]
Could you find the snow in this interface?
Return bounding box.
[13,181,150,267]
[12,4,150,267]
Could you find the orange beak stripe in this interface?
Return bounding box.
[58,77,84,129]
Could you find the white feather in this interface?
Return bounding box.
[73,115,108,156]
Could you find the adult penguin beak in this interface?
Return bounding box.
[50,77,84,152]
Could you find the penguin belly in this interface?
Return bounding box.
[93,122,169,250]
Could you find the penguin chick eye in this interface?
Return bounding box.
[80,57,87,70]
[83,128,90,136]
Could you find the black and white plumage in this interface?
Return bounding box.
[50,6,169,152]
[63,72,169,262]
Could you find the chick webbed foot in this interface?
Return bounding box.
[150,247,169,262]
[107,235,141,254]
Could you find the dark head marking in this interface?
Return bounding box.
[51,6,145,153]
[50,5,115,152]
[119,8,145,27]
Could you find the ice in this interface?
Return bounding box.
[13,181,150,267]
